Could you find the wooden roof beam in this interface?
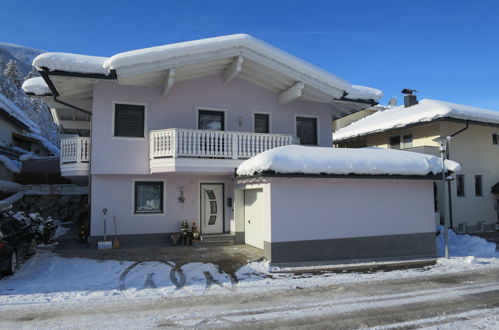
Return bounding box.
[162,68,176,96]
[224,56,244,83]
[278,81,304,105]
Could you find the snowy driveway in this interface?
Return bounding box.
[0,249,498,329]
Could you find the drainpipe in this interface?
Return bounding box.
[445,122,470,229]
[39,69,94,238]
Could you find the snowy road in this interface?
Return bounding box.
[0,259,498,329]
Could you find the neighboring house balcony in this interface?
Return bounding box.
[149,128,295,173]
[60,137,90,177]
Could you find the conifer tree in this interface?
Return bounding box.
[4,59,22,87]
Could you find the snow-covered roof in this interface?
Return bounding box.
[0,93,41,134]
[334,99,499,141]
[33,53,108,75]
[22,77,51,96]
[31,34,382,103]
[236,145,460,177]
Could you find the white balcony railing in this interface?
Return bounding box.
[150,128,294,160]
[60,137,91,164]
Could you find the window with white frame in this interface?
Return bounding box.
[114,103,145,137]
[134,181,164,214]
[254,113,270,133]
[296,116,318,145]
[389,135,401,149]
[389,133,413,149]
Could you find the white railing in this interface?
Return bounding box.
[60,137,91,164]
[150,129,294,160]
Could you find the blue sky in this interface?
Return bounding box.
[3,0,499,109]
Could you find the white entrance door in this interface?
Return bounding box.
[244,189,264,249]
[201,184,224,234]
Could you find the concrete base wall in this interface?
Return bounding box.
[264,232,436,264]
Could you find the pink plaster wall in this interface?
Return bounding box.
[91,75,334,175]
[268,178,435,242]
[90,173,234,236]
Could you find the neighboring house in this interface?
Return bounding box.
[22,34,383,252]
[334,94,499,233]
[0,93,58,181]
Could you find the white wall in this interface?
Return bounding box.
[268,177,435,242]
[90,173,234,236]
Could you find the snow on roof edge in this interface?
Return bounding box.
[236,145,461,177]
[0,94,41,134]
[22,77,52,96]
[30,34,381,101]
[334,99,499,141]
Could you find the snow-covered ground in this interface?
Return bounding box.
[0,230,497,328]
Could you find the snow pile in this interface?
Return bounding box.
[334,99,499,141]
[436,226,497,258]
[348,84,384,100]
[21,76,51,95]
[0,93,41,133]
[236,145,461,177]
[33,52,108,75]
[0,155,21,173]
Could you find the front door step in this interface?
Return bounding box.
[195,234,235,246]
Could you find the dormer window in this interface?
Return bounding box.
[114,103,145,138]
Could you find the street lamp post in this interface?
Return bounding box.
[433,136,451,259]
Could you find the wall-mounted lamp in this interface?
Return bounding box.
[178,186,186,203]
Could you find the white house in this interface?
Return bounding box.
[20,34,455,264]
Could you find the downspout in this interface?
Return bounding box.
[445,122,470,229]
[39,69,95,239]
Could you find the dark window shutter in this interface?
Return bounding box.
[114,104,145,137]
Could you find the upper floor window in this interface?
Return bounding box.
[198,110,225,131]
[389,135,401,149]
[114,103,145,138]
[134,181,164,214]
[456,175,465,197]
[254,113,270,133]
[296,116,317,145]
[475,175,483,197]
[493,133,498,145]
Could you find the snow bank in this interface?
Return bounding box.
[25,132,60,155]
[0,155,21,173]
[236,145,461,176]
[33,52,108,75]
[0,93,41,134]
[334,99,499,141]
[21,76,51,95]
[436,226,497,258]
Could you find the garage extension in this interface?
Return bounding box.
[235,145,461,265]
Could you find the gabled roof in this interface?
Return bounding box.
[334,99,499,142]
[25,34,382,120]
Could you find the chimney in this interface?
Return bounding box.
[401,88,418,107]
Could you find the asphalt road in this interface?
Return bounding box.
[0,267,498,329]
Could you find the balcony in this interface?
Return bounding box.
[149,128,294,173]
[60,137,90,177]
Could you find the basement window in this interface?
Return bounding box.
[114,103,145,138]
[134,181,164,214]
